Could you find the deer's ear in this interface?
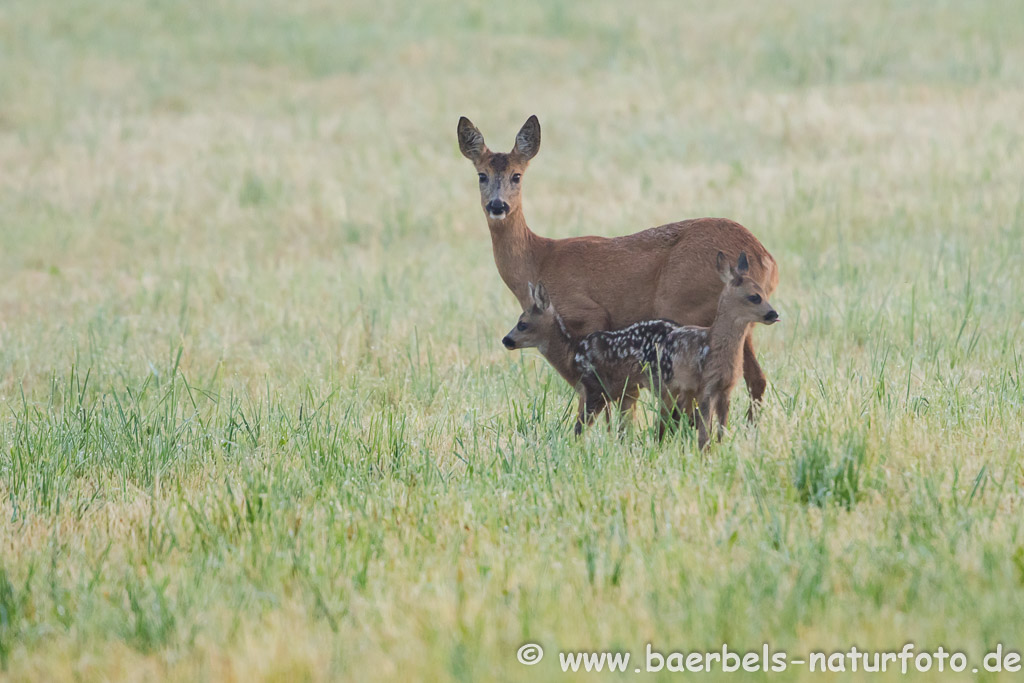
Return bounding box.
[513,115,541,161]
[736,252,750,276]
[532,281,550,310]
[458,117,487,160]
[716,251,733,284]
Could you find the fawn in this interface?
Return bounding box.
[501,252,779,448]
[459,115,779,417]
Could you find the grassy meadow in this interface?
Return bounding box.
[2,0,1024,680]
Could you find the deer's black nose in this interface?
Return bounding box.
[764,310,779,323]
[486,200,509,216]
[502,335,515,349]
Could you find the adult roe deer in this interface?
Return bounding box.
[501,253,779,448]
[458,115,779,415]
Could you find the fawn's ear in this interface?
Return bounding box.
[716,251,733,284]
[531,281,551,311]
[457,117,487,160]
[736,252,750,276]
[513,115,541,161]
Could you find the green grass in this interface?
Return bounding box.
[1,0,1023,680]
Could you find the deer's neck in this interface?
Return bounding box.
[536,314,582,386]
[488,208,548,307]
[706,311,750,391]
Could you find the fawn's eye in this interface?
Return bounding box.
[516,321,528,331]
[478,173,487,183]
[511,173,522,183]
[748,294,762,304]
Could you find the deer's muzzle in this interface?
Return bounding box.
[486,200,510,218]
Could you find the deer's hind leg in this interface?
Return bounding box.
[742,331,767,422]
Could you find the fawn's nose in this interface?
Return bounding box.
[486,200,510,216]
[501,335,516,349]
[764,310,779,323]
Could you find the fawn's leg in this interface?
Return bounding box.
[576,379,607,436]
[615,389,640,438]
[715,393,731,442]
[696,394,713,450]
[678,392,696,427]
[623,385,641,421]
[664,383,692,442]
[574,392,587,437]
[742,332,767,422]
[574,402,601,436]
[657,390,680,441]
[587,395,607,430]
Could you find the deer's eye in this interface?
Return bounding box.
[748,294,762,304]
[516,321,528,331]
[511,173,522,183]
[478,173,487,183]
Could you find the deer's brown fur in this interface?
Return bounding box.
[502,253,778,448]
[459,115,779,415]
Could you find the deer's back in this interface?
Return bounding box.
[538,218,777,334]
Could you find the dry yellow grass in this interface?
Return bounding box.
[1,0,1023,680]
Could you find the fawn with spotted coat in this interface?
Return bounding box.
[502,252,779,448]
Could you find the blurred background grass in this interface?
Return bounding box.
[1,0,1023,680]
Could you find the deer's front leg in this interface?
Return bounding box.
[742,332,767,423]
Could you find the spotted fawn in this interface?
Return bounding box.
[502,252,779,448]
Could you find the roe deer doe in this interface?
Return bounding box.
[501,253,779,448]
[459,115,779,419]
